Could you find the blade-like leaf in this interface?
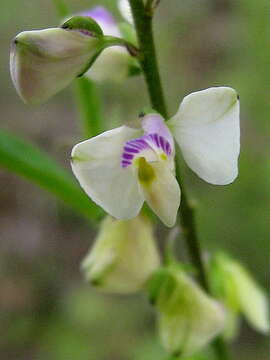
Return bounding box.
[0,129,103,222]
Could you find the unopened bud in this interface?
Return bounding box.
[151,266,225,356]
[10,17,104,104]
[81,215,160,294]
[209,252,269,338]
[78,6,138,83]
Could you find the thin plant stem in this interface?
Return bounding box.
[128,0,167,117]
[74,77,103,138]
[128,1,230,359]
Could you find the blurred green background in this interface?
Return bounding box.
[0,0,269,359]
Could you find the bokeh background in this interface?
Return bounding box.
[1,0,269,359]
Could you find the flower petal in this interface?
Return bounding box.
[137,159,180,227]
[118,0,134,24]
[231,262,269,333]
[71,126,144,219]
[169,87,240,185]
[142,114,175,155]
[86,47,129,83]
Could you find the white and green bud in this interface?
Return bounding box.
[81,215,160,294]
[10,16,107,104]
[149,266,225,357]
[75,6,139,83]
[209,252,269,338]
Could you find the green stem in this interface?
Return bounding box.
[128,1,230,360]
[175,156,209,290]
[128,0,167,117]
[75,77,103,138]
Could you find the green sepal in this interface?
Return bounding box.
[61,16,103,37]
[148,267,177,307]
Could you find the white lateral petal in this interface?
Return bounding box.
[231,263,270,333]
[169,87,240,185]
[138,160,180,227]
[71,126,144,219]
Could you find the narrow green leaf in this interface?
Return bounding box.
[0,129,103,222]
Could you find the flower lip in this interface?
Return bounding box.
[121,133,172,168]
[121,114,174,169]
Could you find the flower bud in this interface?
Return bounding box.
[209,252,269,338]
[10,17,104,104]
[81,215,160,294]
[150,266,225,357]
[77,6,138,82]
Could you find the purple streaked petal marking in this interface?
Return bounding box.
[124,146,139,153]
[145,133,172,156]
[142,113,175,152]
[121,135,152,168]
[165,141,171,155]
[125,143,143,150]
[121,132,173,169]
[153,133,159,147]
[134,138,148,146]
[123,153,134,160]
[122,160,132,168]
[159,135,165,150]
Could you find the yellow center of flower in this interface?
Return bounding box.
[137,157,155,185]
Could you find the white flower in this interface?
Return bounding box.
[10,26,103,104]
[81,215,160,294]
[150,266,225,356]
[209,253,269,337]
[71,87,240,227]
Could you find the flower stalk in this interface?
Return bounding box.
[128,0,167,118]
[128,0,230,359]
